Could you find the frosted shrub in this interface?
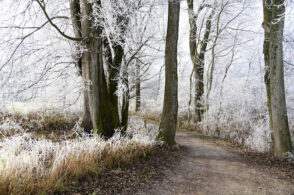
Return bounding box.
[0,118,25,137]
[244,118,271,152]
[139,74,273,152]
[201,76,272,152]
[128,116,159,142]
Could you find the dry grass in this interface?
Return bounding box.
[0,112,78,141]
[0,115,159,195]
[0,111,78,131]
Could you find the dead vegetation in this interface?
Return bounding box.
[0,112,78,140]
[0,114,160,195]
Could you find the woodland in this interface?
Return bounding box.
[0,0,294,194]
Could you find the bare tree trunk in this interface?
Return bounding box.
[104,14,128,132]
[187,0,214,123]
[194,57,204,122]
[80,90,93,132]
[187,0,197,123]
[159,0,180,146]
[70,0,92,132]
[108,43,122,122]
[135,62,141,112]
[187,0,197,65]
[269,0,292,157]
[262,0,274,147]
[194,9,213,123]
[121,67,129,133]
[103,39,121,135]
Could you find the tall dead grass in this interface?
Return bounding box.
[0,116,158,194]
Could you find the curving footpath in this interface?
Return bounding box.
[140,131,294,195]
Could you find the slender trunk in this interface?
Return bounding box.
[194,9,213,122]
[187,0,199,123]
[194,56,204,122]
[187,0,197,65]
[262,0,274,147]
[121,69,129,133]
[269,0,292,157]
[187,0,214,123]
[159,0,180,146]
[135,62,141,112]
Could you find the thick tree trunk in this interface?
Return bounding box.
[103,14,128,132]
[159,0,180,146]
[107,44,122,119]
[262,0,274,146]
[269,0,292,157]
[135,63,141,112]
[102,39,121,135]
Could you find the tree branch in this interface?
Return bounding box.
[35,0,82,41]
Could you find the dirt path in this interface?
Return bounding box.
[140,131,294,195]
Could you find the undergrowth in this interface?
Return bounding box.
[135,111,293,154]
[0,115,159,194]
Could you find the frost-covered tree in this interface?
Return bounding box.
[0,0,153,136]
[186,0,245,123]
[187,0,215,123]
[55,0,159,136]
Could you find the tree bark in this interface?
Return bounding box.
[135,62,141,112]
[262,0,274,147]
[194,9,213,122]
[159,0,180,146]
[269,0,292,157]
[121,68,129,133]
[70,0,92,132]
[80,0,120,137]
[111,14,130,130]
[187,0,213,123]
[187,0,197,65]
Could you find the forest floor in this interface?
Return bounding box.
[66,129,294,195]
[2,114,294,194]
